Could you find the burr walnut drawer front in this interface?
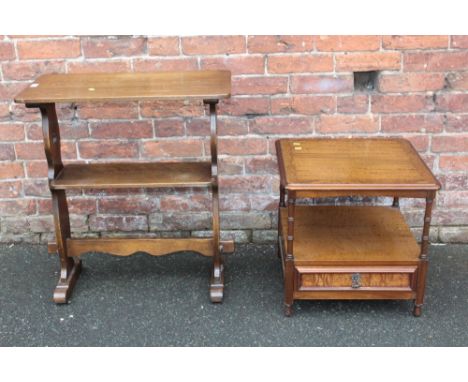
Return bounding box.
[295,266,417,292]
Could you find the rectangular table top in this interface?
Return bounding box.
[14,70,231,104]
[276,138,440,191]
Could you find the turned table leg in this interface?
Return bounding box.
[413,194,435,317]
[284,194,295,316]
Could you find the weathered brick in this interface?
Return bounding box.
[404,51,468,71]
[78,141,138,159]
[150,212,211,231]
[78,102,139,120]
[219,138,267,155]
[438,174,468,191]
[439,155,468,171]
[98,197,158,214]
[27,121,88,140]
[220,194,250,211]
[25,161,47,178]
[155,119,185,137]
[232,76,288,95]
[244,156,278,175]
[435,210,468,225]
[316,35,380,51]
[2,60,65,80]
[381,115,444,133]
[0,41,15,60]
[0,162,24,179]
[432,135,468,152]
[378,73,445,93]
[435,94,468,112]
[186,118,248,136]
[220,211,271,229]
[0,180,22,198]
[218,97,270,116]
[337,95,368,113]
[90,215,148,232]
[160,194,210,212]
[218,157,244,175]
[250,116,313,134]
[142,139,204,158]
[451,35,468,49]
[247,35,314,53]
[270,96,335,115]
[0,144,15,160]
[219,175,273,193]
[16,141,76,160]
[0,103,10,120]
[439,227,468,243]
[90,121,153,139]
[268,54,333,73]
[446,72,468,90]
[371,94,433,113]
[0,199,35,216]
[140,100,204,118]
[82,36,146,58]
[382,35,448,49]
[249,194,278,211]
[444,114,468,132]
[398,135,429,152]
[17,39,81,59]
[181,35,245,55]
[317,115,379,133]
[291,75,353,93]
[0,83,28,101]
[0,123,24,141]
[200,55,264,75]
[133,58,198,72]
[23,179,50,197]
[336,52,401,71]
[147,36,179,55]
[67,60,131,73]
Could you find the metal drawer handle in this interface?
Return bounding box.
[351,273,361,289]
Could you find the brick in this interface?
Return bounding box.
[16,141,76,160]
[0,199,35,216]
[27,121,88,140]
[316,35,380,51]
[219,175,272,193]
[78,141,138,159]
[0,180,22,198]
[155,119,185,137]
[150,212,211,231]
[220,212,271,229]
[371,94,433,113]
[336,52,401,71]
[219,138,267,155]
[291,75,353,93]
[435,94,468,112]
[181,36,245,55]
[247,35,314,53]
[250,116,312,134]
[432,135,468,152]
[89,215,148,232]
[451,35,468,49]
[218,97,270,116]
[232,76,287,96]
[439,155,468,171]
[200,55,264,75]
[220,194,250,211]
[82,36,145,58]
[445,114,468,132]
[67,60,131,73]
[404,51,468,71]
[142,139,203,158]
[23,179,49,197]
[378,73,445,93]
[148,36,179,55]
[0,162,24,179]
[98,197,158,214]
[270,96,335,115]
[160,194,210,212]
[17,39,81,59]
[2,60,65,80]
[186,118,247,136]
[37,198,96,215]
[439,173,468,191]
[249,194,278,211]
[9,104,40,123]
[252,230,278,243]
[25,161,47,178]
[317,115,378,133]
[78,102,139,120]
[382,35,448,49]
[140,100,204,118]
[0,143,15,160]
[133,58,198,72]
[381,115,444,133]
[218,157,244,175]
[446,72,468,90]
[397,135,429,152]
[337,95,368,113]
[90,121,153,139]
[0,123,25,141]
[0,83,28,101]
[244,157,278,174]
[268,54,333,73]
[0,41,15,60]
[435,210,468,225]
[439,227,468,243]
[0,103,10,120]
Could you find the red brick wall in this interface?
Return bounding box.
[1,35,467,244]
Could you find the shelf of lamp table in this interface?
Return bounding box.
[50,162,213,189]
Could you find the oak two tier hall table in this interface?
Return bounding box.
[14,70,234,303]
[276,138,440,317]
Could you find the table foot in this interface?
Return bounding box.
[53,259,82,304]
[209,262,224,303]
[413,303,423,317]
[284,303,293,317]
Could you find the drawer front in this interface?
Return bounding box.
[296,266,417,292]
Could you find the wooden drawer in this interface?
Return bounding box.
[296,266,417,292]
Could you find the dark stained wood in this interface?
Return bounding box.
[276,137,439,316]
[15,71,231,103]
[51,162,212,189]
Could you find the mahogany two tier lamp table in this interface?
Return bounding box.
[276,138,440,317]
[14,70,234,303]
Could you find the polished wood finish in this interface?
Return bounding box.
[276,138,440,316]
[15,71,231,103]
[51,162,212,189]
[16,71,232,304]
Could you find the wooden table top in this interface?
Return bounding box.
[276,138,440,191]
[14,70,231,104]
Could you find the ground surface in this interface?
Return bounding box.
[0,243,466,346]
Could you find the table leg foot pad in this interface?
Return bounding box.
[210,263,224,303]
[53,259,82,304]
